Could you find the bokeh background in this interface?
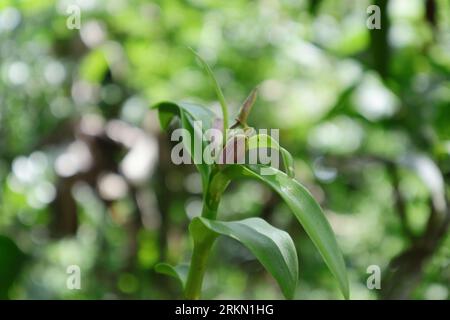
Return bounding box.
[1,0,449,299]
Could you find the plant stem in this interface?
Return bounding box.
[184,171,230,299]
[201,171,230,219]
[184,237,214,299]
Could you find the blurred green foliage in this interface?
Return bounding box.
[0,0,449,299]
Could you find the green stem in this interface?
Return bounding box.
[201,170,231,219]
[184,171,230,299]
[184,236,214,299]
[220,101,229,136]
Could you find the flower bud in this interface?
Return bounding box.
[218,134,247,165]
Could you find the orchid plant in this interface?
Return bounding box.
[152,50,349,300]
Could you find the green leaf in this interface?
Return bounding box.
[280,148,295,178]
[191,217,299,299]
[152,101,216,187]
[247,134,295,177]
[152,101,215,130]
[221,164,349,299]
[189,48,229,130]
[155,262,189,288]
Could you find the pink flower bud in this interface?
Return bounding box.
[218,135,247,165]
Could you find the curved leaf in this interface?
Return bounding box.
[191,217,299,299]
[152,101,216,186]
[247,133,295,177]
[189,48,229,129]
[152,101,215,130]
[220,164,349,299]
[280,148,295,177]
[155,262,189,288]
